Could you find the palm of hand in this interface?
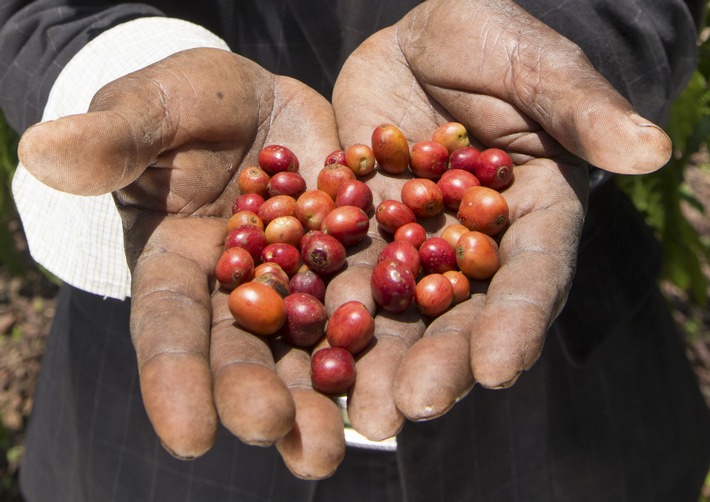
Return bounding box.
[330,22,589,438]
[113,51,350,476]
[19,48,346,477]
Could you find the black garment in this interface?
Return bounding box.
[20,284,405,501]
[397,183,710,502]
[0,0,701,132]
[22,258,710,501]
[1,0,709,501]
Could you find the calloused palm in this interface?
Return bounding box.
[329,0,671,440]
[18,48,346,479]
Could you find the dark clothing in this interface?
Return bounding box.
[1,0,709,501]
[398,184,710,502]
[21,263,710,501]
[20,284,404,501]
[0,0,702,132]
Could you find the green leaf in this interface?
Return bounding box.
[0,219,24,275]
[667,71,709,155]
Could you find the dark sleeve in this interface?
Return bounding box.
[0,1,164,133]
[515,0,699,125]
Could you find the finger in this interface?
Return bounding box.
[17,48,268,195]
[400,0,671,173]
[471,160,587,388]
[210,290,296,446]
[324,246,428,440]
[127,214,224,459]
[347,308,427,440]
[323,221,385,313]
[272,341,346,480]
[393,295,484,421]
[17,111,160,196]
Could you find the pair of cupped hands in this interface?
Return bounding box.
[18,0,670,480]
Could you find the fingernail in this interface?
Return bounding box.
[629,113,657,128]
[492,370,521,389]
[628,113,671,143]
[627,114,672,173]
[160,441,196,461]
[454,382,475,402]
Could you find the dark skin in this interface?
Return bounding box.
[17,0,671,480]
[330,0,672,438]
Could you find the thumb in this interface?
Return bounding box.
[17,47,270,196]
[18,109,163,196]
[399,0,672,175]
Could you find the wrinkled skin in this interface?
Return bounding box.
[17,0,671,481]
[329,0,670,438]
[19,48,346,479]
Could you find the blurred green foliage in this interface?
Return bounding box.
[0,111,23,275]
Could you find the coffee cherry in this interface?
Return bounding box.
[288,269,326,302]
[254,262,290,284]
[228,282,286,336]
[324,149,347,166]
[260,242,302,277]
[370,259,416,313]
[448,146,481,172]
[258,195,299,225]
[440,223,470,251]
[258,144,299,175]
[378,240,421,277]
[414,273,454,317]
[281,293,328,348]
[443,270,471,305]
[409,140,449,179]
[345,143,376,176]
[215,246,255,290]
[252,270,291,298]
[457,186,509,236]
[470,148,514,190]
[419,237,457,275]
[238,166,270,197]
[301,231,347,277]
[432,122,470,153]
[335,179,373,211]
[375,199,416,234]
[437,169,480,211]
[264,215,304,247]
[311,347,356,395]
[227,210,263,232]
[400,178,444,218]
[320,205,370,248]
[224,224,268,262]
[393,222,427,250]
[326,301,375,355]
[371,123,410,175]
[266,171,307,198]
[455,230,501,280]
[317,164,356,199]
[232,193,265,214]
[296,190,337,231]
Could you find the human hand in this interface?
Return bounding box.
[330,0,671,438]
[18,48,346,479]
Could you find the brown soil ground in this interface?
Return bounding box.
[0,166,709,501]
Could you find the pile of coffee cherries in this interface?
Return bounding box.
[216,122,514,396]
